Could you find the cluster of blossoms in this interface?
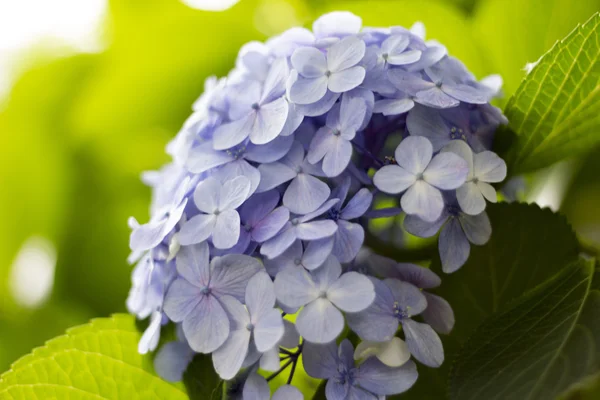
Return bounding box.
[127,11,507,399]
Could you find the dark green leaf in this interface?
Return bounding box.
[450,259,600,399]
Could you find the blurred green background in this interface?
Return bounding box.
[0,0,599,373]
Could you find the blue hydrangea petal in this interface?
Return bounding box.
[212,296,251,380]
[183,294,230,353]
[307,127,337,165]
[341,188,373,220]
[478,181,498,203]
[393,263,442,289]
[280,101,304,136]
[213,113,255,151]
[313,11,362,38]
[327,271,374,312]
[332,220,364,263]
[280,320,301,349]
[251,206,290,243]
[261,58,288,103]
[439,217,470,273]
[456,182,486,215]
[260,223,297,259]
[406,105,451,151]
[340,96,367,135]
[415,87,460,109]
[220,176,252,211]
[422,292,455,334]
[381,35,409,55]
[163,280,201,322]
[443,83,488,104]
[303,341,339,379]
[260,347,281,372]
[327,36,366,72]
[186,142,233,174]
[441,140,474,178]
[176,242,211,287]
[395,136,433,175]
[303,237,334,270]
[322,136,353,177]
[213,209,241,249]
[298,198,340,223]
[153,341,195,382]
[254,308,284,352]
[403,212,447,238]
[250,97,289,145]
[139,311,162,354]
[459,211,491,245]
[388,50,422,66]
[289,75,329,104]
[244,135,294,164]
[209,254,262,301]
[355,358,418,395]
[291,47,327,78]
[272,385,303,400]
[405,45,446,72]
[283,173,331,215]
[373,98,414,116]
[296,297,344,343]
[328,66,366,93]
[296,90,340,117]
[243,374,270,400]
[193,177,221,213]
[240,190,279,226]
[274,265,319,307]
[401,180,444,222]
[373,165,416,195]
[313,255,342,290]
[402,319,444,367]
[423,152,469,190]
[346,279,398,342]
[474,151,507,182]
[387,69,433,94]
[326,380,351,400]
[246,272,276,321]
[264,240,302,276]
[130,220,170,252]
[256,162,296,192]
[384,279,427,316]
[211,159,261,197]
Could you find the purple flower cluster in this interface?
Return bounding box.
[127,11,507,399]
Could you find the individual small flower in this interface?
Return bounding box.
[178,176,251,249]
[236,191,290,252]
[388,61,490,108]
[442,140,507,215]
[324,177,373,263]
[257,141,330,215]
[303,339,418,398]
[212,272,284,380]
[129,177,190,252]
[260,199,339,259]
[307,96,367,177]
[373,136,469,222]
[264,239,333,276]
[354,337,411,367]
[213,59,289,150]
[288,36,366,105]
[346,277,444,367]
[403,197,492,273]
[243,373,303,400]
[274,255,375,343]
[163,242,261,353]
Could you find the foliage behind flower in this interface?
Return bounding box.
[127,11,507,399]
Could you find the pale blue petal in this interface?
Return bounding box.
[326,380,351,400]
[241,190,279,227]
[209,254,262,301]
[332,220,364,263]
[327,271,374,312]
[176,241,211,287]
[280,320,301,349]
[213,210,241,249]
[384,279,427,315]
[443,83,488,104]
[139,312,162,354]
[260,224,297,259]
[356,358,418,395]
[387,50,422,66]
[340,95,367,133]
[244,134,294,163]
[302,340,339,379]
[291,47,327,78]
[328,66,366,93]
[402,319,444,367]
[439,218,470,273]
[373,165,416,195]
[393,263,441,289]
[302,237,334,270]
[387,69,433,94]
[307,126,336,165]
[403,212,447,238]
[183,294,230,353]
[322,136,353,177]
[260,347,281,372]
[312,11,362,38]
[163,280,201,322]
[280,102,304,136]
[289,75,328,104]
[457,182,486,215]
[273,385,303,400]
[341,188,373,220]
[296,220,338,240]
[395,136,433,175]
[297,298,344,343]
[250,97,289,145]
[154,341,195,382]
[212,327,251,380]
[251,207,290,243]
[243,374,270,400]
[327,36,366,72]
[313,255,342,290]
[186,142,233,174]
[415,87,460,109]
[424,152,468,190]
[193,177,221,213]
[459,211,491,245]
[213,113,254,150]
[274,265,319,307]
[296,90,340,116]
[474,151,507,182]
[254,308,284,352]
[211,159,261,197]
[406,105,450,151]
[130,220,169,252]
[256,162,296,192]
[373,98,414,116]
[298,198,339,223]
[246,272,276,321]
[220,176,252,210]
[381,35,409,55]
[283,173,331,215]
[422,292,455,334]
[401,180,444,222]
[263,240,302,276]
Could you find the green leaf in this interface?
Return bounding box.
[0,314,219,400]
[501,12,600,173]
[401,202,580,399]
[450,259,600,400]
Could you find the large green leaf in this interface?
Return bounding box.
[450,259,600,400]
[0,314,219,400]
[401,202,580,399]
[501,12,600,173]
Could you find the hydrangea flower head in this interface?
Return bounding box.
[126,10,507,399]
